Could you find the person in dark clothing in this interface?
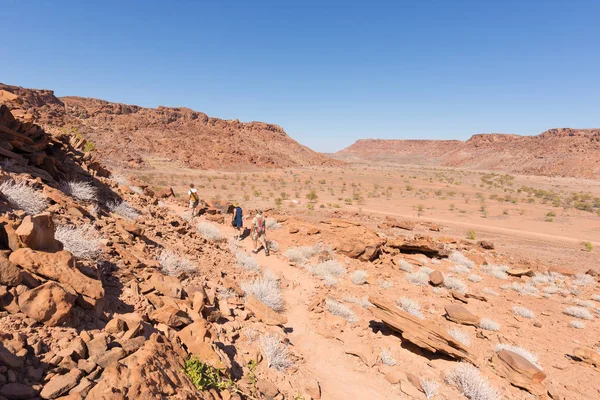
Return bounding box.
[232,203,243,240]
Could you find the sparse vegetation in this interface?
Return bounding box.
[572,273,594,286]
[563,306,593,320]
[60,181,98,202]
[265,217,281,230]
[241,275,283,311]
[570,320,586,329]
[158,249,196,276]
[397,297,423,319]
[584,241,593,252]
[55,224,102,260]
[378,279,393,289]
[350,270,368,285]
[406,271,429,286]
[259,334,293,371]
[306,260,347,285]
[467,274,483,283]
[467,230,476,240]
[479,318,500,331]
[481,264,509,280]
[398,259,413,272]
[0,180,47,215]
[197,222,223,241]
[420,379,439,399]
[512,305,535,319]
[326,298,357,323]
[448,327,471,347]
[107,200,141,220]
[344,296,372,308]
[446,363,501,400]
[379,348,397,366]
[443,276,468,294]
[284,244,323,264]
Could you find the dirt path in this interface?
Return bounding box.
[225,229,399,399]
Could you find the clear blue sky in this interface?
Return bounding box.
[2,1,599,152]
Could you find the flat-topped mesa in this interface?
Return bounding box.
[335,129,600,178]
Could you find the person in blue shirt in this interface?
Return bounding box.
[232,203,243,240]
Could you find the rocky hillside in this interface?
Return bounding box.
[0,83,339,170]
[336,130,600,178]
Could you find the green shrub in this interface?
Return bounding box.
[584,241,593,252]
[467,230,476,240]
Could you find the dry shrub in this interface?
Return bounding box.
[241,275,283,311]
[196,221,223,241]
[563,306,593,320]
[406,271,429,286]
[158,250,196,276]
[445,363,501,400]
[259,334,293,371]
[326,298,357,323]
[60,181,98,202]
[397,297,423,319]
[448,327,471,347]
[449,251,475,269]
[512,305,535,319]
[479,318,500,331]
[0,180,47,215]
[107,200,140,220]
[398,259,413,272]
[55,224,102,260]
[350,270,368,285]
[379,348,397,366]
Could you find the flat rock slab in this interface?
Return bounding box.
[444,304,480,326]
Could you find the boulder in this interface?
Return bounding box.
[105,318,128,334]
[40,369,82,399]
[345,343,377,367]
[479,240,495,250]
[428,270,444,286]
[148,273,183,299]
[507,268,534,277]
[245,295,287,326]
[289,227,299,234]
[0,254,22,286]
[0,383,37,400]
[572,347,600,367]
[177,320,210,352]
[18,282,75,326]
[85,334,201,399]
[0,216,24,251]
[369,297,477,364]
[387,237,446,257]
[490,349,547,396]
[92,347,127,369]
[307,227,321,235]
[0,341,23,368]
[444,304,480,326]
[149,305,192,328]
[9,248,104,308]
[15,213,63,252]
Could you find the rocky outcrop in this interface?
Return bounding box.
[369,297,477,364]
[17,282,75,326]
[15,213,63,252]
[490,350,547,396]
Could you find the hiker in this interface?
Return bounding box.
[188,183,199,218]
[251,209,269,256]
[232,203,243,240]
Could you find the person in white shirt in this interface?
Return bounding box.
[188,183,199,218]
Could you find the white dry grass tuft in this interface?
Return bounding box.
[420,379,439,400]
[265,217,281,230]
[572,274,594,286]
[431,258,441,265]
[481,264,509,280]
[451,264,471,275]
[468,274,483,283]
[563,306,593,320]
[158,250,196,276]
[479,318,501,331]
[268,240,280,253]
[0,180,47,215]
[217,288,235,299]
[444,276,468,294]
[378,279,393,289]
[398,259,413,272]
[197,221,223,241]
[350,270,368,285]
[448,327,471,347]
[60,181,98,202]
[445,363,501,400]
[107,200,140,220]
[573,299,595,308]
[243,328,259,343]
[259,334,293,371]
[512,305,535,319]
[306,260,347,285]
[500,282,539,296]
[326,298,357,323]
[241,275,283,312]
[397,297,424,319]
[419,266,434,275]
[406,271,429,286]
[129,186,144,195]
[344,296,372,309]
[235,250,260,272]
[449,251,475,269]
[592,294,600,302]
[570,320,586,329]
[482,288,499,296]
[284,244,323,264]
[530,272,565,287]
[55,224,102,260]
[495,344,542,370]
[379,348,397,366]
[542,285,561,295]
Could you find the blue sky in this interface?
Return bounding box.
[1,1,599,152]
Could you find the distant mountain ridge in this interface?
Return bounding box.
[336,129,600,178]
[0,83,340,170]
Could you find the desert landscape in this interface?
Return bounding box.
[0,82,599,400]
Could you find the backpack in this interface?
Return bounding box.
[256,215,265,234]
[190,190,199,202]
